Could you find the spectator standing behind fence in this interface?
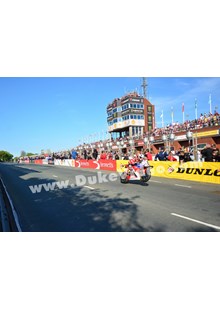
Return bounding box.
[145,149,153,160]
[183,150,192,162]
[100,150,107,160]
[167,151,177,161]
[114,152,120,160]
[212,148,220,162]
[92,148,98,160]
[201,144,213,162]
[123,153,129,160]
[178,149,185,164]
[108,152,113,160]
[87,152,93,160]
[154,149,168,161]
[71,149,78,160]
[83,148,87,160]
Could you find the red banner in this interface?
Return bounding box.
[74,160,116,171]
[35,159,43,165]
[74,160,100,169]
[99,160,116,171]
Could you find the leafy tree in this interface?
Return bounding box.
[20,150,26,157]
[26,152,36,157]
[0,150,14,162]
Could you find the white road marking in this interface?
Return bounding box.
[174,184,192,188]
[150,180,162,183]
[171,213,220,230]
[18,166,32,170]
[53,175,58,178]
[84,186,95,190]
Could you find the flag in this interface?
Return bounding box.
[182,102,185,113]
[160,110,163,118]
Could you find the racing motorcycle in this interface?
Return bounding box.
[120,163,153,184]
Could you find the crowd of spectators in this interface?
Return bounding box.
[19,111,219,163]
[144,112,220,138]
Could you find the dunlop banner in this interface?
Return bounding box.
[116,160,129,173]
[149,161,220,184]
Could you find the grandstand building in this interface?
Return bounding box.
[107,91,155,138]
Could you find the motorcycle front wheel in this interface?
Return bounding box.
[120,172,129,184]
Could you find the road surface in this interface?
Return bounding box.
[0,163,220,232]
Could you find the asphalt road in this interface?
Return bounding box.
[0,162,220,232]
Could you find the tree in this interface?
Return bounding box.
[20,150,26,157]
[26,152,36,157]
[0,150,14,162]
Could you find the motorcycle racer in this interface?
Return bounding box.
[120,154,152,184]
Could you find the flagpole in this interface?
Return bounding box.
[171,106,174,124]
[209,94,212,114]
[182,103,185,123]
[161,110,164,128]
[195,98,198,120]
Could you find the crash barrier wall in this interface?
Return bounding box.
[19,159,30,164]
[34,159,43,165]
[54,159,74,167]
[53,159,117,171]
[34,159,54,165]
[148,161,220,184]
[35,159,220,184]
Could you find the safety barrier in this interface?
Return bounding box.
[148,161,220,184]
[34,159,43,165]
[34,159,220,184]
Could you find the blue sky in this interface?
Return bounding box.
[0,77,220,157]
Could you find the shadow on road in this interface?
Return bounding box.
[1,164,219,232]
[20,183,167,232]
